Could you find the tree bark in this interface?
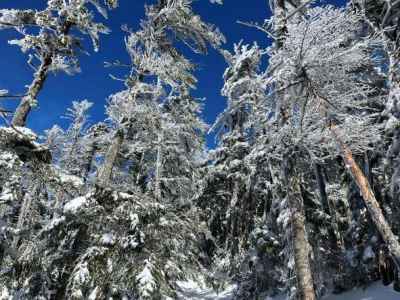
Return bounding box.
[272,2,315,298]
[12,184,39,251]
[386,52,400,197]
[12,54,53,127]
[314,164,328,214]
[228,181,240,259]
[155,128,164,201]
[286,164,316,300]
[274,0,287,49]
[330,124,400,270]
[83,141,97,180]
[96,129,124,186]
[12,22,72,127]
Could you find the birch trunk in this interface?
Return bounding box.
[97,129,124,186]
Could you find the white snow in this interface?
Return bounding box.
[57,171,84,188]
[73,261,90,285]
[362,246,375,261]
[14,126,37,139]
[0,152,20,169]
[177,280,236,300]
[0,287,10,300]
[129,212,139,230]
[0,190,14,202]
[136,260,156,298]
[118,192,133,199]
[100,233,116,246]
[88,287,100,300]
[45,216,66,231]
[159,216,170,226]
[0,126,37,140]
[385,116,399,132]
[177,281,400,300]
[323,282,400,300]
[121,236,139,249]
[277,208,291,228]
[64,196,87,213]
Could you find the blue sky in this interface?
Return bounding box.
[0,0,345,148]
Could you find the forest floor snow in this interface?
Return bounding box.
[322,281,399,300]
[177,280,400,300]
[177,280,235,300]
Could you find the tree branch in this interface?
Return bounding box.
[237,21,276,40]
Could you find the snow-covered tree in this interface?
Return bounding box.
[0,0,118,127]
[351,0,400,290]
[198,43,268,290]
[2,1,400,299]
[251,3,396,298]
[0,0,225,298]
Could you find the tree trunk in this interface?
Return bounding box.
[274,0,287,49]
[155,128,164,201]
[314,164,329,213]
[286,166,316,300]
[228,181,240,260]
[12,22,72,127]
[330,124,400,270]
[12,184,39,251]
[386,52,400,197]
[272,2,315,298]
[97,129,124,186]
[83,141,97,180]
[12,55,53,127]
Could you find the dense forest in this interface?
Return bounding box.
[1,0,400,299]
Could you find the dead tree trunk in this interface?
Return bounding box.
[12,55,53,127]
[309,81,400,270]
[96,129,124,186]
[12,22,72,127]
[329,124,400,270]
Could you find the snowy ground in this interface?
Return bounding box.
[177,280,236,300]
[177,280,400,300]
[323,281,399,300]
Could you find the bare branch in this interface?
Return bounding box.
[237,21,276,40]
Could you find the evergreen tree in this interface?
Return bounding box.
[0,0,117,126]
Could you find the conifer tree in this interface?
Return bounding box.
[0,0,118,126]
